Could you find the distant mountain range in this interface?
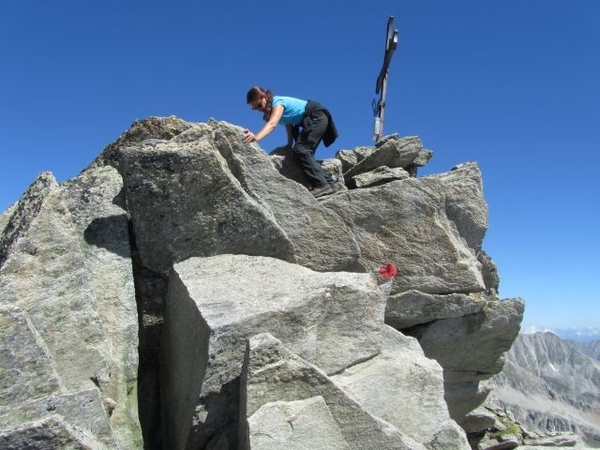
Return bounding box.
[487,331,600,447]
[572,340,600,361]
[524,326,600,342]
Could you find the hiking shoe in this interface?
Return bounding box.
[311,185,334,198]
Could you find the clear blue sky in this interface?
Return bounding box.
[2,1,598,331]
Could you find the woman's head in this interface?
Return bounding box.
[246,86,273,121]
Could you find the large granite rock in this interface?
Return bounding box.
[322,163,487,295]
[409,298,525,424]
[161,254,470,450]
[0,415,112,450]
[331,327,471,450]
[385,290,488,329]
[117,120,359,275]
[246,396,350,450]
[340,135,432,182]
[0,171,57,268]
[161,254,387,449]
[0,388,120,449]
[241,333,427,450]
[0,168,141,448]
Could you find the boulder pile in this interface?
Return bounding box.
[0,116,524,449]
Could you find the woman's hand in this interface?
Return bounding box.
[243,104,284,144]
[243,130,257,143]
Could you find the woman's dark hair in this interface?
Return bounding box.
[246,86,274,121]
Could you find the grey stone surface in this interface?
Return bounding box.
[213,122,358,271]
[0,166,141,449]
[322,174,486,295]
[248,396,350,450]
[414,299,524,376]
[478,250,500,294]
[352,165,410,187]
[336,145,377,173]
[118,124,296,274]
[476,434,520,450]
[0,171,58,269]
[0,305,61,405]
[435,162,488,253]
[385,290,488,329]
[343,135,432,180]
[461,406,497,433]
[0,389,120,448]
[118,120,359,274]
[87,114,195,171]
[241,333,426,450]
[161,254,389,449]
[0,415,112,450]
[0,203,15,234]
[412,298,524,424]
[331,327,470,450]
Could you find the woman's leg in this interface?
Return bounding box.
[293,110,331,188]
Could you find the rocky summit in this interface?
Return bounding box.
[0,116,526,449]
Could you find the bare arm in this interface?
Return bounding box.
[243,105,284,143]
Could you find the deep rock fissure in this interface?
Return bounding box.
[128,217,167,450]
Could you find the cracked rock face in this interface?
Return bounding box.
[162,255,466,450]
[1,116,524,449]
[0,167,141,449]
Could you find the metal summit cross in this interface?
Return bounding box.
[372,15,399,142]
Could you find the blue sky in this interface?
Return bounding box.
[1,1,598,331]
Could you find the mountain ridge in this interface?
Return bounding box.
[524,327,600,343]
[488,331,600,448]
